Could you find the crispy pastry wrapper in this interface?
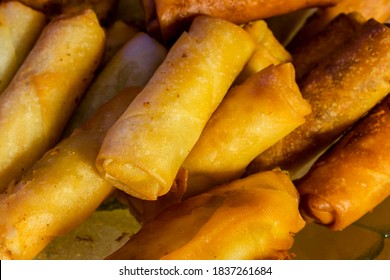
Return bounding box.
[64,32,167,134]
[290,0,390,45]
[248,19,390,178]
[297,94,390,231]
[107,169,305,260]
[96,15,255,200]
[182,63,311,197]
[101,20,138,66]
[235,20,292,84]
[0,9,105,191]
[0,87,141,260]
[0,1,46,93]
[291,12,365,82]
[147,0,339,42]
[14,0,117,21]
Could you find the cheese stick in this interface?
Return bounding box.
[0,1,46,93]
[107,170,305,260]
[290,0,390,46]
[182,63,311,197]
[247,19,390,178]
[0,9,105,191]
[0,87,141,260]
[96,15,255,200]
[64,32,166,134]
[149,0,340,42]
[298,94,390,231]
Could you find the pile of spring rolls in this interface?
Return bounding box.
[0,0,389,260]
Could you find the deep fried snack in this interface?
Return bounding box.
[64,32,166,134]
[147,0,340,42]
[247,19,390,178]
[290,0,390,46]
[96,15,255,200]
[298,94,390,231]
[0,1,46,93]
[235,20,292,84]
[182,63,311,197]
[0,10,105,191]
[11,0,117,21]
[291,12,365,82]
[0,87,141,260]
[101,20,138,66]
[107,170,305,260]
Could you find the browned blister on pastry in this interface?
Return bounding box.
[298,94,390,231]
[290,0,390,45]
[248,19,390,178]
[291,12,365,82]
[148,0,340,42]
[107,170,305,260]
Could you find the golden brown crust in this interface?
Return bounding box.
[247,19,390,178]
[10,0,117,21]
[290,0,390,45]
[0,9,105,191]
[107,170,305,260]
[151,0,340,42]
[96,16,255,200]
[297,94,390,230]
[182,63,311,197]
[0,88,141,260]
[291,12,365,82]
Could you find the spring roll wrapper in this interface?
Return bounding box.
[291,12,365,82]
[297,94,390,231]
[152,0,339,42]
[182,63,311,197]
[290,0,390,45]
[15,0,117,21]
[97,16,256,201]
[108,170,305,260]
[0,87,141,260]
[248,19,390,178]
[0,1,46,93]
[0,10,105,191]
[235,20,292,84]
[64,32,167,134]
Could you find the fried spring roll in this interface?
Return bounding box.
[291,12,365,82]
[182,64,311,197]
[235,20,292,84]
[297,94,390,231]
[247,19,390,178]
[96,15,255,200]
[0,10,105,191]
[64,32,167,134]
[101,20,138,66]
[107,170,305,260]
[14,0,117,21]
[150,0,340,42]
[0,1,46,93]
[0,87,141,260]
[290,0,390,46]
